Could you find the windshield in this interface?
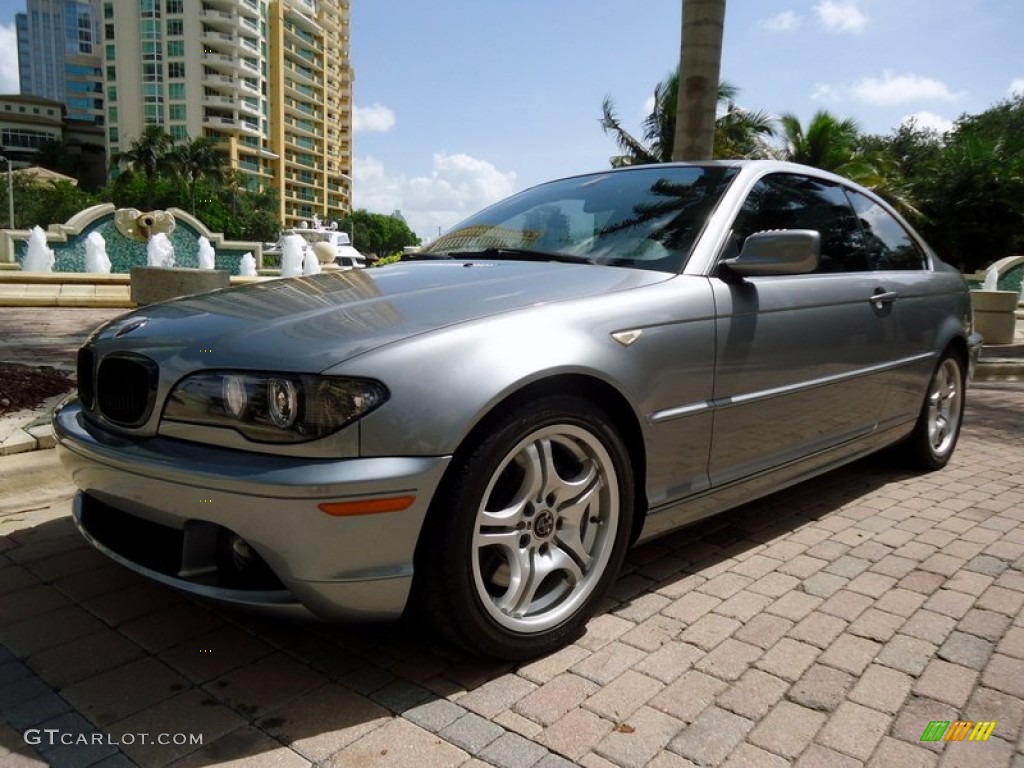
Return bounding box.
[421,165,739,272]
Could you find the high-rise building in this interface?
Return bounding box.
[16,0,105,126]
[102,0,353,228]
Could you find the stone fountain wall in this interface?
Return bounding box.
[0,204,264,275]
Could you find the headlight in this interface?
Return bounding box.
[164,371,388,443]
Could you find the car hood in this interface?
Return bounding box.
[94,261,669,371]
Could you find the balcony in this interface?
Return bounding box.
[202,52,245,74]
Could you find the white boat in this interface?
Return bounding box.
[265,217,367,270]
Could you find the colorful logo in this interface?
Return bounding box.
[920,721,997,743]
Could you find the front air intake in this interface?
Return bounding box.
[96,354,157,426]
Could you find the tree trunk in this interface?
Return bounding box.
[672,0,727,161]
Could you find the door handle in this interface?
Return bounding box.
[869,290,898,310]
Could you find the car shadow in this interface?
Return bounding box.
[0,449,919,766]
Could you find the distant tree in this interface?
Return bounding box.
[167,135,228,214]
[111,126,174,209]
[602,75,774,166]
[341,210,420,257]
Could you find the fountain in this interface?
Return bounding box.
[22,226,55,272]
[280,233,304,277]
[147,232,175,268]
[84,232,112,274]
[197,236,216,270]
[239,252,257,277]
[302,246,321,276]
[981,267,999,291]
[971,263,1020,345]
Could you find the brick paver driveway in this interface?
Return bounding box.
[1,382,1022,768]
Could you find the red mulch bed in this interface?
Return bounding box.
[0,362,75,417]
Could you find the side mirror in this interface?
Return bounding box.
[720,229,821,277]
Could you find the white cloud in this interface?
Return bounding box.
[353,103,396,134]
[1010,78,1024,97]
[815,1,868,34]
[852,72,960,105]
[901,111,954,134]
[759,11,801,32]
[812,83,843,103]
[354,153,517,241]
[0,24,19,93]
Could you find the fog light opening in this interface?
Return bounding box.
[215,529,284,590]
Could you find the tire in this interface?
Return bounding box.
[415,395,634,660]
[895,351,966,471]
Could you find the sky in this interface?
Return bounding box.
[0,0,1021,241]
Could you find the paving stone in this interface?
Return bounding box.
[981,654,1024,699]
[61,656,187,726]
[787,612,847,649]
[848,663,913,714]
[957,608,1013,642]
[787,663,854,713]
[621,615,685,653]
[801,572,848,598]
[816,701,891,761]
[538,708,614,763]
[818,590,873,621]
[997,626,1024,660]
[716,668,789,720]
[777,554,828,579]
[515,674,600,726]
[322,718,468,768]
[877,634,938,676]
[439,711,506,755]
[866,736,938,768]
[634,642,703,684]
[766,591,823,622]
[818,633,880,676]
[793,743,863,768]
[650,670,728,723]
[26,629,145,689]
[578,614,635,652]
[404,697,467,733]
[965,554,1011,577]
[518,645,591,685]
[937,630,995,670]
[595,706,683,768]
[202,651,326,719]
[747,700,826,759]
[890,695,959,751]
[667,705,752,766]
[479,731,550,768]
[678,613,741,652]
[923,589,976,619]
[944,570,996,597]
[976,585,1024,616]
[848,607,905,643]
[584,670,663,723]
[712,591,773,622]
[662,592,721,623]
[754,638,819,682]
[899,570,947,595]
[733,613,794,650]
[694,638,762,682]
[900,609,958,644]
[965,686,1024,744]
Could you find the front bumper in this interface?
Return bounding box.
[53,398,451,621]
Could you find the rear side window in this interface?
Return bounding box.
[732,174,867,272]
[845,189,926,270]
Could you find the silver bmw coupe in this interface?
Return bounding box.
[55,161,981,659]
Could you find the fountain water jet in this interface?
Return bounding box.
[302,246,321,276]
[280,234,304,277]
[147,233,175,268]
[22,226,55,272]
[197,236,216,270]
[84,232,111,274]
[239,252,257,277]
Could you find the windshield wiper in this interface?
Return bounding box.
[438,248,595,265]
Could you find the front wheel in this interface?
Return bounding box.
[895,351,966,470]
[415,395,634,660]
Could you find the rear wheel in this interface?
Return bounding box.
[896,351,966,470]
[416,395,634,660]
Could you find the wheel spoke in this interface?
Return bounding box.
[555,473,604,569]
[496,544,583,617]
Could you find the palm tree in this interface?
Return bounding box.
[778,110,869,176]
[673,0,727,160]
[602,75,775,166]
[111,125,174,209]
[168,136,227,214]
